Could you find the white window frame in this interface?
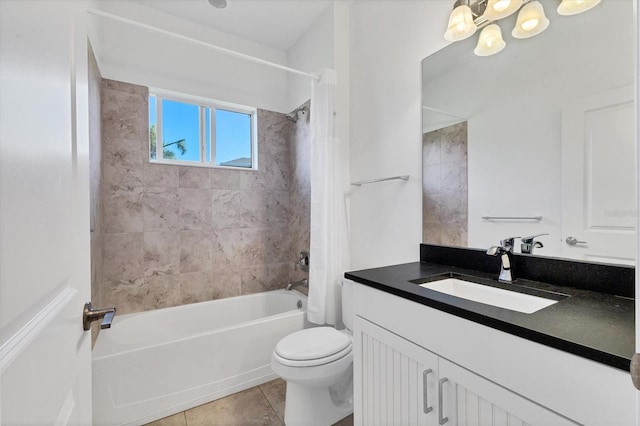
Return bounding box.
[149,88,258,170]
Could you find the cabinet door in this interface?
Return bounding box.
[354,316,439,426]
[438,358,579,426]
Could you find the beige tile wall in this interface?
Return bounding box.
[422,121,468,246]
[97,78,311,315]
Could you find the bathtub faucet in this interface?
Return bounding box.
[286,278,308,291]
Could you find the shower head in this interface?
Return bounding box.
[286,106,308,123]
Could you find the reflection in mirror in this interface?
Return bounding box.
[422,121,468,247]
[421,0,636,265]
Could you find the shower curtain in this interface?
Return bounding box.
[308,68,348,326]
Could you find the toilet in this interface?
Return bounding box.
[271,280,354,426]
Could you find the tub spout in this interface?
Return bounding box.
[286,279,308,291]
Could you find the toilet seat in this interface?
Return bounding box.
[274,328,352,367]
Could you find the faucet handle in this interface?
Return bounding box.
[521,233,549,244]
[294,251,309,272]
[500,237,520,250]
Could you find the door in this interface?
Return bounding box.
[561,85,636,265]
[0,1,92,424]
[354,316,439,426]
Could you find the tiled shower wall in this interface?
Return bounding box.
[97,78,310,315]
[422,121,468,246]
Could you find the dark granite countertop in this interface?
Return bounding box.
[345,261,635,371]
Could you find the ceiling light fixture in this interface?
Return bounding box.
[443,0,601,57]
[444,3,478,41]
[208,0,228,9]
[483,0,523,21]
[557,0,601,16]
[474,24,506,56]
[512,1,550,39]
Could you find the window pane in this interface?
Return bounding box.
[215,109,252,168]
[149,95,157,160]
[161,98,200,162]
[205,107,211,163]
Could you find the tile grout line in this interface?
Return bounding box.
[258,383,285,426]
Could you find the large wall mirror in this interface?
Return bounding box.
[421,0,636,265]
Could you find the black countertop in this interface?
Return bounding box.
[345,261,635,371]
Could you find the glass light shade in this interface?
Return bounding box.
[483,0,523,21]
[444,5,478,42]
[512,1,550,39]
[557,0,601,16]
[474,24,506,56]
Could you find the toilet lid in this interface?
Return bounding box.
[275,328,352,362]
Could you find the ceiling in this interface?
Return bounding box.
[130,0,333,51]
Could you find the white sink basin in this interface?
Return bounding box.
[419,278,558,314]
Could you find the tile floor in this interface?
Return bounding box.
[146,379,354,426]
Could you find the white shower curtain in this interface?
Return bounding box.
[308,68,348,326]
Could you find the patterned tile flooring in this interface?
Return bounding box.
[146,379,354,426]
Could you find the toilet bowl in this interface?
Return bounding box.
[271,280,354,426]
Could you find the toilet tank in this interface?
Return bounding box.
[341,279,354,331]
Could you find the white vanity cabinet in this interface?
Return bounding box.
[355,316,439,425]
[355,316,577,426]
[351,281,637,426]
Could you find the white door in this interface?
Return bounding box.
[635,0,640,416]
[561,85,636,265]
[0,1,92,424]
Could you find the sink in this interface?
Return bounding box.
[417,277,559,314]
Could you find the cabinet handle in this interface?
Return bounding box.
[423,369,433,414]
[438,377,449,425]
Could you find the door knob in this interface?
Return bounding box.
[565,236,587,246]
[83,302,116,331]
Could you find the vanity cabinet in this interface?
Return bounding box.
[350,281,636,426]
[355,316,578,426]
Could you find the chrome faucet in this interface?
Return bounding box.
[521,233,548,254]
[287,251,309,290]
[286,278,308,291]
[486,237,518,283]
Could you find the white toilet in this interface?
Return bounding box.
[271,280,354,426]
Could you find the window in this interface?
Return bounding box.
[149,91,257,169]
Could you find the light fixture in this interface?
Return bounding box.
[443,0,594,57]
[512,1,549,39]
[208,0,228,9]
[483,0,523,21]
[557,0,601,16]
[444,3,478,42]
[474,24,506,56]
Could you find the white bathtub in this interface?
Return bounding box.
[92,289,307,426]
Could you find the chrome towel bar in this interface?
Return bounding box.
[350,175,410,186]
[482,216,543,221]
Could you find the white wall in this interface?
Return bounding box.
[287,5,334,112]
[348,0,451,269]
[334,1,353,272]
[88,1,290,113]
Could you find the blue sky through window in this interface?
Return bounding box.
[162,99,200,162]
[215,109,251,166]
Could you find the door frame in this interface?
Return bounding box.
[634,0,640,418]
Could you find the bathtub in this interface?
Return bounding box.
[92,289,307,426]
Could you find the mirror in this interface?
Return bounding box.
[421,0,636,265]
